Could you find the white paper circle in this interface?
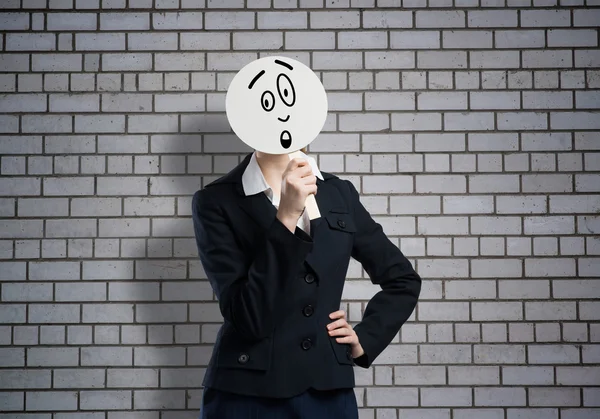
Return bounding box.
[226,56,328,154]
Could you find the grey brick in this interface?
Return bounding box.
[43,177,94,196]
[475,344,526,364]
[521,10,570,27]
[81,347,132,366]
[338,30,387,49]
[523,50,573,68]
[26,391,77,411]
[233,31,282,50]
[471,92,520,110]
[134,347,185,366]
[102,93,152,112]
[0,220,43,238]
[98,218,149,237]
[418,92,467,110]
[32,54,82,72]
[468,10,517,27]
[2,283,53,302]
[0,115,19,132]
[365,52,414,70]
[576,91,600,109]
[53,369,105,389]
[82,261,133,280]
[6,33,56,51]
[0,304,26,323]
[82,304,133,323]
[50,94,99,113]
[100,13,149,30]
[470,51,520,69]
[154,12,204,29]
[155,53,204,71]
[362,11,411,28]
[366,388,419,407]
[47,13,97,30]
[55,283,107,302]
[311,51,361,70]
[129,115,178,133]
[0,54,30,72]
[421,345,472,364]
[22,115,72,133]
[181,32,230,50]
[0,94,46,112]
[0,348,25,367]
[390,30,438,49]
[107,368,158,387]
[102,53,152,71]
[443,30,491,49]
[0,370,51,389]
[475,388,526,407]
[75,115,125,133]
[0,136,43,154]
[127,32,178,50]
[416,11,465,28]
[445,112,494,131]
[29,304,80,323]
[45,136,95,154]
[574,9,600,27]
[422,388,472,407]
[0,12,30,30]
[71,198,121,216]
[75,33,125,51]
[529,344,580,364]
[257,12,307,29]
[552,112,600,130]
[503,366,554,385]
[529,388,580,407]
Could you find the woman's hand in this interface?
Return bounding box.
[277,158,317,232]
[326,310,365,359]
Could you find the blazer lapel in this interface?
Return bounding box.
[222,152,338,277]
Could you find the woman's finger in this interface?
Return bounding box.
[336,335,355,344]
[328,327,352,337]
[328,310,346,320]
[326,318,348,330]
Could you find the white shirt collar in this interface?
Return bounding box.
[241,151,323,206]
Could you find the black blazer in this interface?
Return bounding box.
[192,152,421,398]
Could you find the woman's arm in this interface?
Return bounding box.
[344,180,422,368]
[192,188,313,341]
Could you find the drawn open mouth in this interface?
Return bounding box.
[278,115,290,122]
[280,130,292,149]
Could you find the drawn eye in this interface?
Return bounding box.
[261,91,275,112]
[277,73,296,107]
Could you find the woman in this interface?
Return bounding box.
[192,147,422,418]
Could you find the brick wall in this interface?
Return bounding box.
[0,1,599,417]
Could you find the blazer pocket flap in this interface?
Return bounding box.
[325,212,356,233]
[216,333,273,371]
[328,336,354,366]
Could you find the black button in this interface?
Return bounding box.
[304,273,315,284]
[301,338,312,350]
[337,219,346,228]
[238,353,249,364]
[302,305,314,317]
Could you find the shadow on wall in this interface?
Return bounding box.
[135,115,251,417]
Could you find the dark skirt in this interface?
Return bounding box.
[200,386,359,419]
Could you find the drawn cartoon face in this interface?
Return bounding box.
[226,56,328,154]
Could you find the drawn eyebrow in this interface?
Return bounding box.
[248,70,265,89]
[275,59,293,70]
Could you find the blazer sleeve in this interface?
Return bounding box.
[192,188,314,341]
[343,180,422,368]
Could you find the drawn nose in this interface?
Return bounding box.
[278,115,290,122]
